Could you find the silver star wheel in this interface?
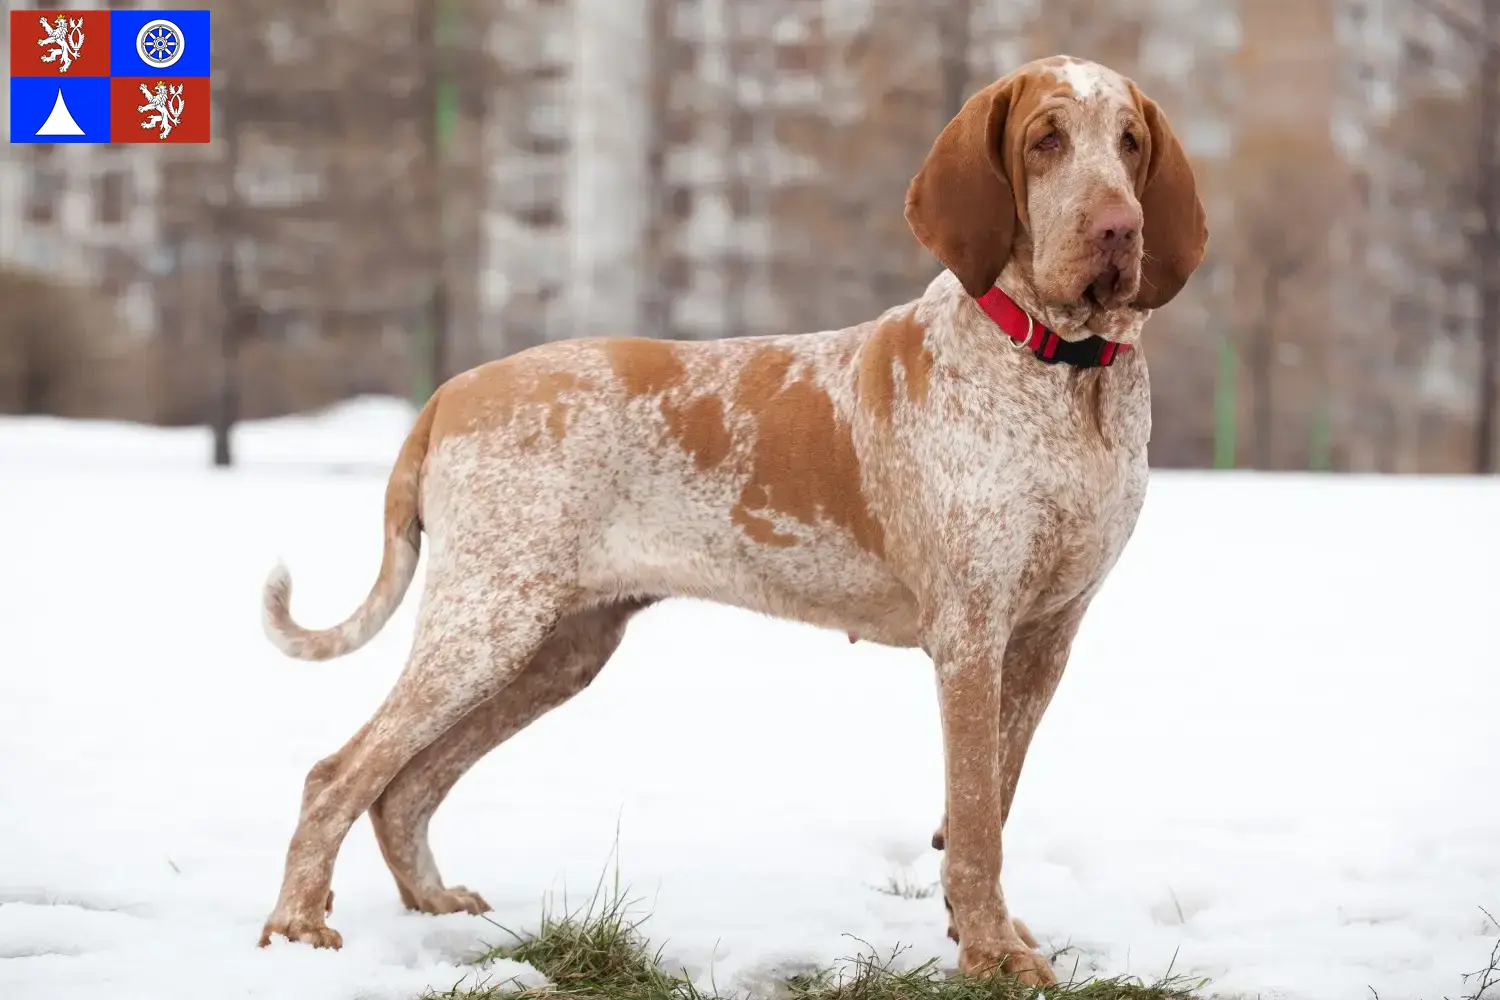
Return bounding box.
[135,19,185,69]
[142,26,177,63]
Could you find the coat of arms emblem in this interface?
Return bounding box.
[137,81,185,140]
[37,14,85,73]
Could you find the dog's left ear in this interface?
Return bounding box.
[1132,90,1208,311]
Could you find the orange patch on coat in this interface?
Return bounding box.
[604,338,735,472]
[729,346,886,556]
[662,393,733,471]
[857,312,933,422]
[429,359,596,448]
[603,338,689,397]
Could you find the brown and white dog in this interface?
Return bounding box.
[257,55,1206,985]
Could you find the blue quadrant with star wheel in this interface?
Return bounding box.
[108,9,211,77]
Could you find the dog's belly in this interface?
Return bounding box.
[581,499,925,648]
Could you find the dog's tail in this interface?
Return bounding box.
[261,390,441,661]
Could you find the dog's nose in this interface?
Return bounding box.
[1091,204,1142,253]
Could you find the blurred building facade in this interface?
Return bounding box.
[0,0,1492,472]
[1335,0,1481,472]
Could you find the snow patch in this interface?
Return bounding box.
[0,409,1497,999]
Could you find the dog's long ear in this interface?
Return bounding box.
[1132,92,1208,311]
[904,79,1019,299]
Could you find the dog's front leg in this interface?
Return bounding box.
[931,602,1056,986]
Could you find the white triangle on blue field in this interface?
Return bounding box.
[35,89,85,137]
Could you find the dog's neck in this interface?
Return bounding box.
[916,270,1145,388]
[994,260,1150,346]
[909,270,1150,455]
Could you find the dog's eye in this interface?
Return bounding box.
[1034,132,1059,152]
[1122,130,1139,153]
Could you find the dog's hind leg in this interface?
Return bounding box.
[367,599,650,915]
[259,555,577,949]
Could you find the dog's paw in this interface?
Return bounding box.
[408,885,491,916]
[947,907,1053,986]
[958,940,1056,986]
[258,914,343,950]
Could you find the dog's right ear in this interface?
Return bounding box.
[904,78,1019,299]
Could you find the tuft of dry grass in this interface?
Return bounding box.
[419,856,1214,1000]
[778,947,1209,1000]
[418,853,1500,1000]
[870,871,940,901]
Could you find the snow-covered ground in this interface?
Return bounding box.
[1,397,1497,1000]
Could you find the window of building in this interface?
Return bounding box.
[26,169,65,225]
[98,247,135,298]
[1403,38,1435,71]
[97,169,130,225]
[1353,169,1372,210]
[526,94,568,155]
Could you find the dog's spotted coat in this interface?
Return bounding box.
[259,55,1207,985]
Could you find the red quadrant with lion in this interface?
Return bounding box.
[8,10,111,76]
[109,77,209,143]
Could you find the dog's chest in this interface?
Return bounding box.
[919,359,1150,613]
[1027,447,1146,615]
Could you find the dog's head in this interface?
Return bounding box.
[905,56,1207,335]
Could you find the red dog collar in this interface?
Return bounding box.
[975,286,1130,369]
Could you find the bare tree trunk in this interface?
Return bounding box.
[212,82,242,468]
[640,0,672,338]
[721,1,749,339]
[1250,326,1272,470]
[419,0,451,390]
[1376,397,1397,473]
[1477,0,1499,473]
[1250,276,1281,470]
[937,0,972,120]
[213,257,240,468]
